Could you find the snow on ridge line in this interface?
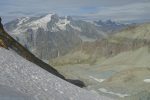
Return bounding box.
[11,13,55,34]
[10,14,83,33]
[28,13,54,30]
[17,17,30,26]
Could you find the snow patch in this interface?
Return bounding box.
[99,88,129,98]
[56,17,70,30]
[144,79,150,83]
[89,76,105,83]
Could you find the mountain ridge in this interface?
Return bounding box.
[4,14,126,61]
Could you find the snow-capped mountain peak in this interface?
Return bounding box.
[28,13,54,30]
[5,14,82,35]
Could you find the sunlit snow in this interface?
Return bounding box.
[89,76,105,83]
[99,88,129,98]
[144,79,150,83]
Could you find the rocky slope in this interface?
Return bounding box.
[0,48,113,100]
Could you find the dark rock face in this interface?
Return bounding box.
[26,29,34,48]
[47,14,59,30]
[34,27,82,60]
[66,79,85,88]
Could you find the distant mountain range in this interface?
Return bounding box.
[94,20,126,33]
[4,13,126,61]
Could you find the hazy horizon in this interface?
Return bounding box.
[0,0,150,23]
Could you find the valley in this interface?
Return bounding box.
[50,23,150,99]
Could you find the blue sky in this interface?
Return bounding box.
[0,0,150,23]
